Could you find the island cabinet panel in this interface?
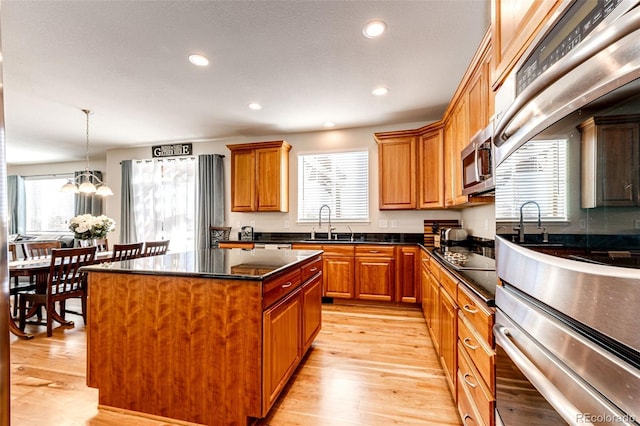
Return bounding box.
[86,273,263,425]
[85,251,323,425]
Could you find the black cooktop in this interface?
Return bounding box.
[433,246,496,271]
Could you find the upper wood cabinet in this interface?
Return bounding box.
[443,30,494,208]
[578,115,640,208]
[375,134,417,209]
[492,0,562,90]
[375,124,444,210]
[418,125,445,209]
[227,140,291,212]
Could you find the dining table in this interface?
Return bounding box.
[8,251,112,339]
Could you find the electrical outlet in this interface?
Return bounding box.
[379,219,388,228]
[391,220,398,228]
[250,221,255,228]
[579,219,586,230]
[635,219,640,229]
[283,220,289,228]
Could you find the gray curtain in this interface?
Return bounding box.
[119,160,138,243]
[196,154,225,249]
[74,170,103,215]
[7,175,25,235]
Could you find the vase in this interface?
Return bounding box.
[78,239,97,248]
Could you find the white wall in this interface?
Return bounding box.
[11,122,492,245]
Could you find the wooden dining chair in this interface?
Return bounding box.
[18,246,97,337]
[142,240,170,257]
[23,241,61,259]
[95,239,109,252]
[111,242,143,261]
[8,243,36,317]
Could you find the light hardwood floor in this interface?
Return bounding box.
[9,302,460,426]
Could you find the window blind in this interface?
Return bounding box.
[495,139,568,221]
[298,151,369,222]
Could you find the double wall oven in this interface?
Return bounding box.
[493,1,640,425]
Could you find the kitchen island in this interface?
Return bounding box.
[82,248,323,425]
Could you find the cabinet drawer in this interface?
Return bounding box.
[263,268,301,309]
[457,363,487,426]
[458,342,494,426]
[301,256,322,282]
[458,312,495,391]
[439,268,457,299]
[458,284,494,346]
[322,245,355,256]
[355,245,395,257]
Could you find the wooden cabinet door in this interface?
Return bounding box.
[263,289,302,414]
[355,256,395,301]
[428,272,441,354]
[376,136,417,209]
[302,273,322,352]
[596,122,639,207]
[453,97,470,206]
[492,0,560,89]
[444,118,456,207]
[420,257,430,323]
[440,286,458,399]
[256,146,287,212]
[230,149,256,212]
[397,246,420,303]
[323,255,355,298]
[418,127,444,209]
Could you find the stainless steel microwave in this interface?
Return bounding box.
[461,122,494,196]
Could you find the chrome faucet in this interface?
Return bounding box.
[515,201,542,243]
[318,204,333,239]
[347,226,354,242]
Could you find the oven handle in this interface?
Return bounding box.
[494,324,590,426]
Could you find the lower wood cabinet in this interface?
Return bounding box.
[263,288,303,413]
[420,247,495,425]
[262,258,323,414]
[355,245,395,301]
[322,245,355,298]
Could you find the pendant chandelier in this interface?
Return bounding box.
[60,109,113,196]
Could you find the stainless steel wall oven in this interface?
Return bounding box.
[494,0,640,424]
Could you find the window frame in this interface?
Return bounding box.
[297,149,370,224]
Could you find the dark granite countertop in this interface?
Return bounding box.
[238,232,424,245]
[420,244,497,306]
[82,248,323,281]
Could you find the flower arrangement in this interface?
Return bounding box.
[69,214,116,240]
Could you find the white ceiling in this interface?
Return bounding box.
[0,0,490,165]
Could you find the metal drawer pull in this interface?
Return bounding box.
[281,282,293,288]
[463,304,478,314]
[463,337,478,350]
[463,373,477,388]
[309,267,318,272]
[462,414,473,426]
[369,250,380,253]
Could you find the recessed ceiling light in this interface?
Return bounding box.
[363,20,387,38]
[248,102,262,110]
[188,54,209,67]
[323,121,335,128]
[372,87,389,96]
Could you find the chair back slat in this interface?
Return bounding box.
[47,247,97,296]
[142,240,170,257]
[111,242,143,261]
[24,241,61,259]
[8,243,18,261]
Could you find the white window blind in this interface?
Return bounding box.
[495,139,568,221]
[298,151,369,222]
[25,177,75,232]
